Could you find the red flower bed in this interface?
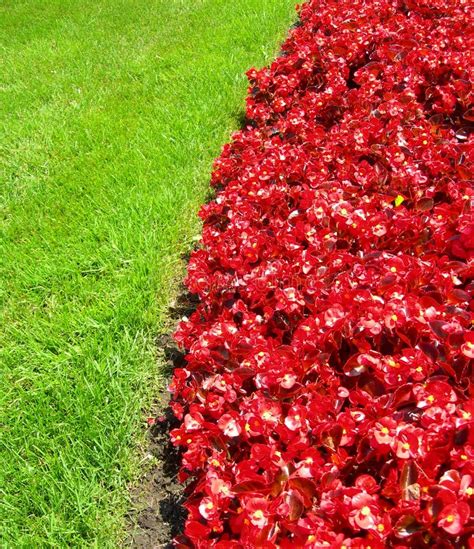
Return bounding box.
[169,0,474,546]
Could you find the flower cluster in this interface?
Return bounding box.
[169,0,474,546]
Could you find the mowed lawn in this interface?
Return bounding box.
[0,0,295,545]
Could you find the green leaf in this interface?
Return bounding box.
[395,194,405,207]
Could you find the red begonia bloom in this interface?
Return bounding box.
[168,0,474,545]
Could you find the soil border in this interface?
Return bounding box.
[125,289,199,548]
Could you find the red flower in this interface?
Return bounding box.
[217,414,241,438]
[199,497,219,521]
[438,502,470,535]
[209,478,233,499]
[245,498,270,528]
[371,418,397,448]
[349,492,380,530]
[461,333,474,359]
[169,0,474,544]
[284,406,308,432]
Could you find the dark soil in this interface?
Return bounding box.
[126,289,199,548]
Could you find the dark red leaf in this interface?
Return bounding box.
[287,490,304,521]
[400,461,419,501]
[232,481,269,495]
[395,515,423,538]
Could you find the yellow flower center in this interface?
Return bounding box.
[446,515,455,523]
[381,427,389,435]
[253,510,264,519]
[360,506,371,516]
[377,524,385,532]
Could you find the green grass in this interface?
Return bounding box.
[0,1,296,545]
